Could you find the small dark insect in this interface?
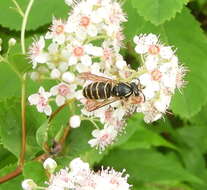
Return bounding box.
[79,72,145,111]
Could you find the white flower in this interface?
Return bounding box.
[88,126,118,151]
[50,83,76,106]
[69,157,90,173]
[22,179,37,190]
[70,115,81,128]
[134,33,159,55]
[28,36,48,68]
[28,87,52,116]
[43,158,57,173]
[133,33,186,123]
[46,18,67,44]
[44,158,131,190]
[159,46,174,60]
[67,41,92,66]
[95,168,131,190]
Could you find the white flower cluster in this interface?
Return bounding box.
[28,0,186,152]
[22,158,131,190]
[133,34,187,123]
[28,0,126,113]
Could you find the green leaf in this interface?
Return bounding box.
[0,145,17,169]
[0,99,21,157]
[176,126,207,189]
[0,0,69,31]
[102,149,203,185]
[121,126,177,150]
[113,114,176,150]
[36,120,49,149]
[0,63,21,99]
[113,114,143,147]
[131,0,189,25]
[191,104,207,126]
[9,54,32,75]
[65,121,92,157]
[0,164,23,190]
[0,98,45,158]
[177,126,207,154]
[140,181,193,190]
[23,161,47,186]
[25,107,46,159]
[124,4,207,119]
[81,148,108,166]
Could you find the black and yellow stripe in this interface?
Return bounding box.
[83,82,112,99]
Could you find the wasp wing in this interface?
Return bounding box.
[79,72,114,83]
[85,97,119,112]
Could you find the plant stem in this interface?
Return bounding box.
[0,168,22,184]
[21,0,34,54]
[59,125,70,146]
[49,98,75,123]
[19,0,34,168]
[19,73,27,168]
[11,0,25,17]
[84,35,106,44]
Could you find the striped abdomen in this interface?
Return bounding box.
[83,82,112,99]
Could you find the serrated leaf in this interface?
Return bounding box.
[102,149,203,185]
[124,4,207,119]
[0,98,45,158]
[23,161,47,186]
[9,54,32,75]
[131,0,189,25]
[0,145,17,169]
[36,120,49,149]
[0,99,21,157]
[0,0,69,31]
[0,164,23,190]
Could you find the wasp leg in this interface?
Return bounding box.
[79,72,114,83]
[85,97,119,112]
[128,95,145,104]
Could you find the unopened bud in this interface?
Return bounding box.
[0,38,2,52]
[51,68,61,79]
[30,72,40,81]
[70,115,81,128]
[62,71,75,83]
[43,158,57,173]
[116,60,126,70]
[22,179,37,190]
[8,38,16,46]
